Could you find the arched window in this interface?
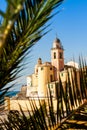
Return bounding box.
[54,52,56,59]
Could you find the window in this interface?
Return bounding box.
[51,84,53,89]
[61,73,63,76]
[54,52,56,59]
[48,85,50,88]
[50,75,53,82]
[36,69,38,73]
[60,52,63,59]
[41,67,43,70]
[50,67,52,70]
[51,90,54,95]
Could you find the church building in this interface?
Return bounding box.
[4,37,80,111]
[26,37,68,98]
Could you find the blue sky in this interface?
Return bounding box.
[34,0,87,62]
[0,0,87,90]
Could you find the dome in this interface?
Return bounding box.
[53,37,63,49]
[66,61,79,69]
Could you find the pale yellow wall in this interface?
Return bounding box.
[4,97,10,111]
[26,86,38,97]
[60,68,80,88]
[60,70,67,82]
[38,64,54,97]
[26,74,38,97]
[27,74,38,87]
[47,82,57,98]
[32,73,38,87]
[5,97,79,112]
[27,76,32,87]
[5,98,44,111]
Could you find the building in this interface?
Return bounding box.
[26,37,79,98]
[5,37,80,111]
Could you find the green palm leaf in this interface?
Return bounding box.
[0,0,64,102]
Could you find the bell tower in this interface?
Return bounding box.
[51,37,64,80]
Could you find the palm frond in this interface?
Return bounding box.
[1,1,87,129]
[0,0,64,102]
[1,58,87,129]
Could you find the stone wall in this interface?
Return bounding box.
[4,98,43,111]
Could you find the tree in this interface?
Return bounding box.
[0,0,63,103]
[1,0,87,129]
[0,0,65,130]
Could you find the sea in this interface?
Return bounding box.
[0,91,19,104]
[4,91,19,98]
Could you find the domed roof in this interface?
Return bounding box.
[53,37,63,49]
[66,61,79,69]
